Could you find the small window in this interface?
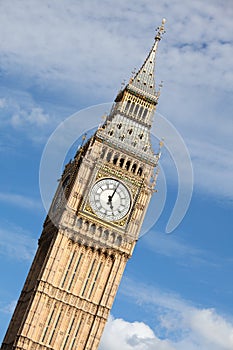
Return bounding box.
[100,148,106,159]
[119,158,124,168]
[106,152,112,162]
[132,164,137,173]
[83,221,89,231]
[90,224,96,234]
[116,236,122,246]
[97,227,102,237]
[103,230,109,240]
[125,100,131,112]
[134,104,139,115]
[113,156,118,165]
[138,106,144,118]
[137,168,143,176]
[125,160,131,170]
[129,102,135,114]
[142,108,148,119]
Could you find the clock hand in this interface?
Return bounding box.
[107,183,120,209]
[107,195,113,209]
[110,183,120,200]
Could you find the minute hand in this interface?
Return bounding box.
[110,183,120,200]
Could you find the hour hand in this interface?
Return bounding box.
[107,195,113,210]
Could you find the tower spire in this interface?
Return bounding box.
[128,18,166,103]
[97,20,166,165]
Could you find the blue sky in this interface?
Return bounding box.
[0,1,233,349]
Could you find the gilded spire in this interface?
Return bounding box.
[127,18,166,104]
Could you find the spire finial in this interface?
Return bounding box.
[155,18,166,40]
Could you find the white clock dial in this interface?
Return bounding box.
[89,178,131,222]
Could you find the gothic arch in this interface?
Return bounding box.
[131,163,137,173]
[119,158,125,168]
[125,160,131,170]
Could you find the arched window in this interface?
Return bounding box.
[90,224,96,234]
[100,148,106,159]
[103,230,109,240]
[129,102,135,114]
[125,100,131,112]
[83,221,89,231]
[125,160,131,170]
[134,104,139,115]
[131,163,137,173]
[116,236,122,246]
[142,108,148,119]
[106,152,112,162]
[138,106,144,118]
[110,232,115,243]
[113,156,118,165]
[97,227,102,237]
[119,158,124,168]
[137,167,143,176]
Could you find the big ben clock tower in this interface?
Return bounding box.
[1,20,166,350]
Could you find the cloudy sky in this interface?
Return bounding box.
[0,1,232,349]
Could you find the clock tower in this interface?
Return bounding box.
[1,20,166,350]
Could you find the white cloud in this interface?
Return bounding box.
[188,139,233,200]
[187,308,233,349]
[0,224,37,261]
[0,0,232,95]
[0,94,61,143]
[0,94,50,127]
[100,315,175,350]
[0,192,43,211]
[142,230,206,264]
[104,280,233,350]
[11,107,49,127]
[0,96,50,128]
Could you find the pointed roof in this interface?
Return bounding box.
[127,18,166,104]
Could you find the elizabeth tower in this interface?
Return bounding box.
[1,20,166,350]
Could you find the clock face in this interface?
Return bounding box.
[89,178,131,222]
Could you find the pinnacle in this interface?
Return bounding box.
[127,19,166,102]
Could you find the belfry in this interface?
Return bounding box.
[1,19,166,350]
